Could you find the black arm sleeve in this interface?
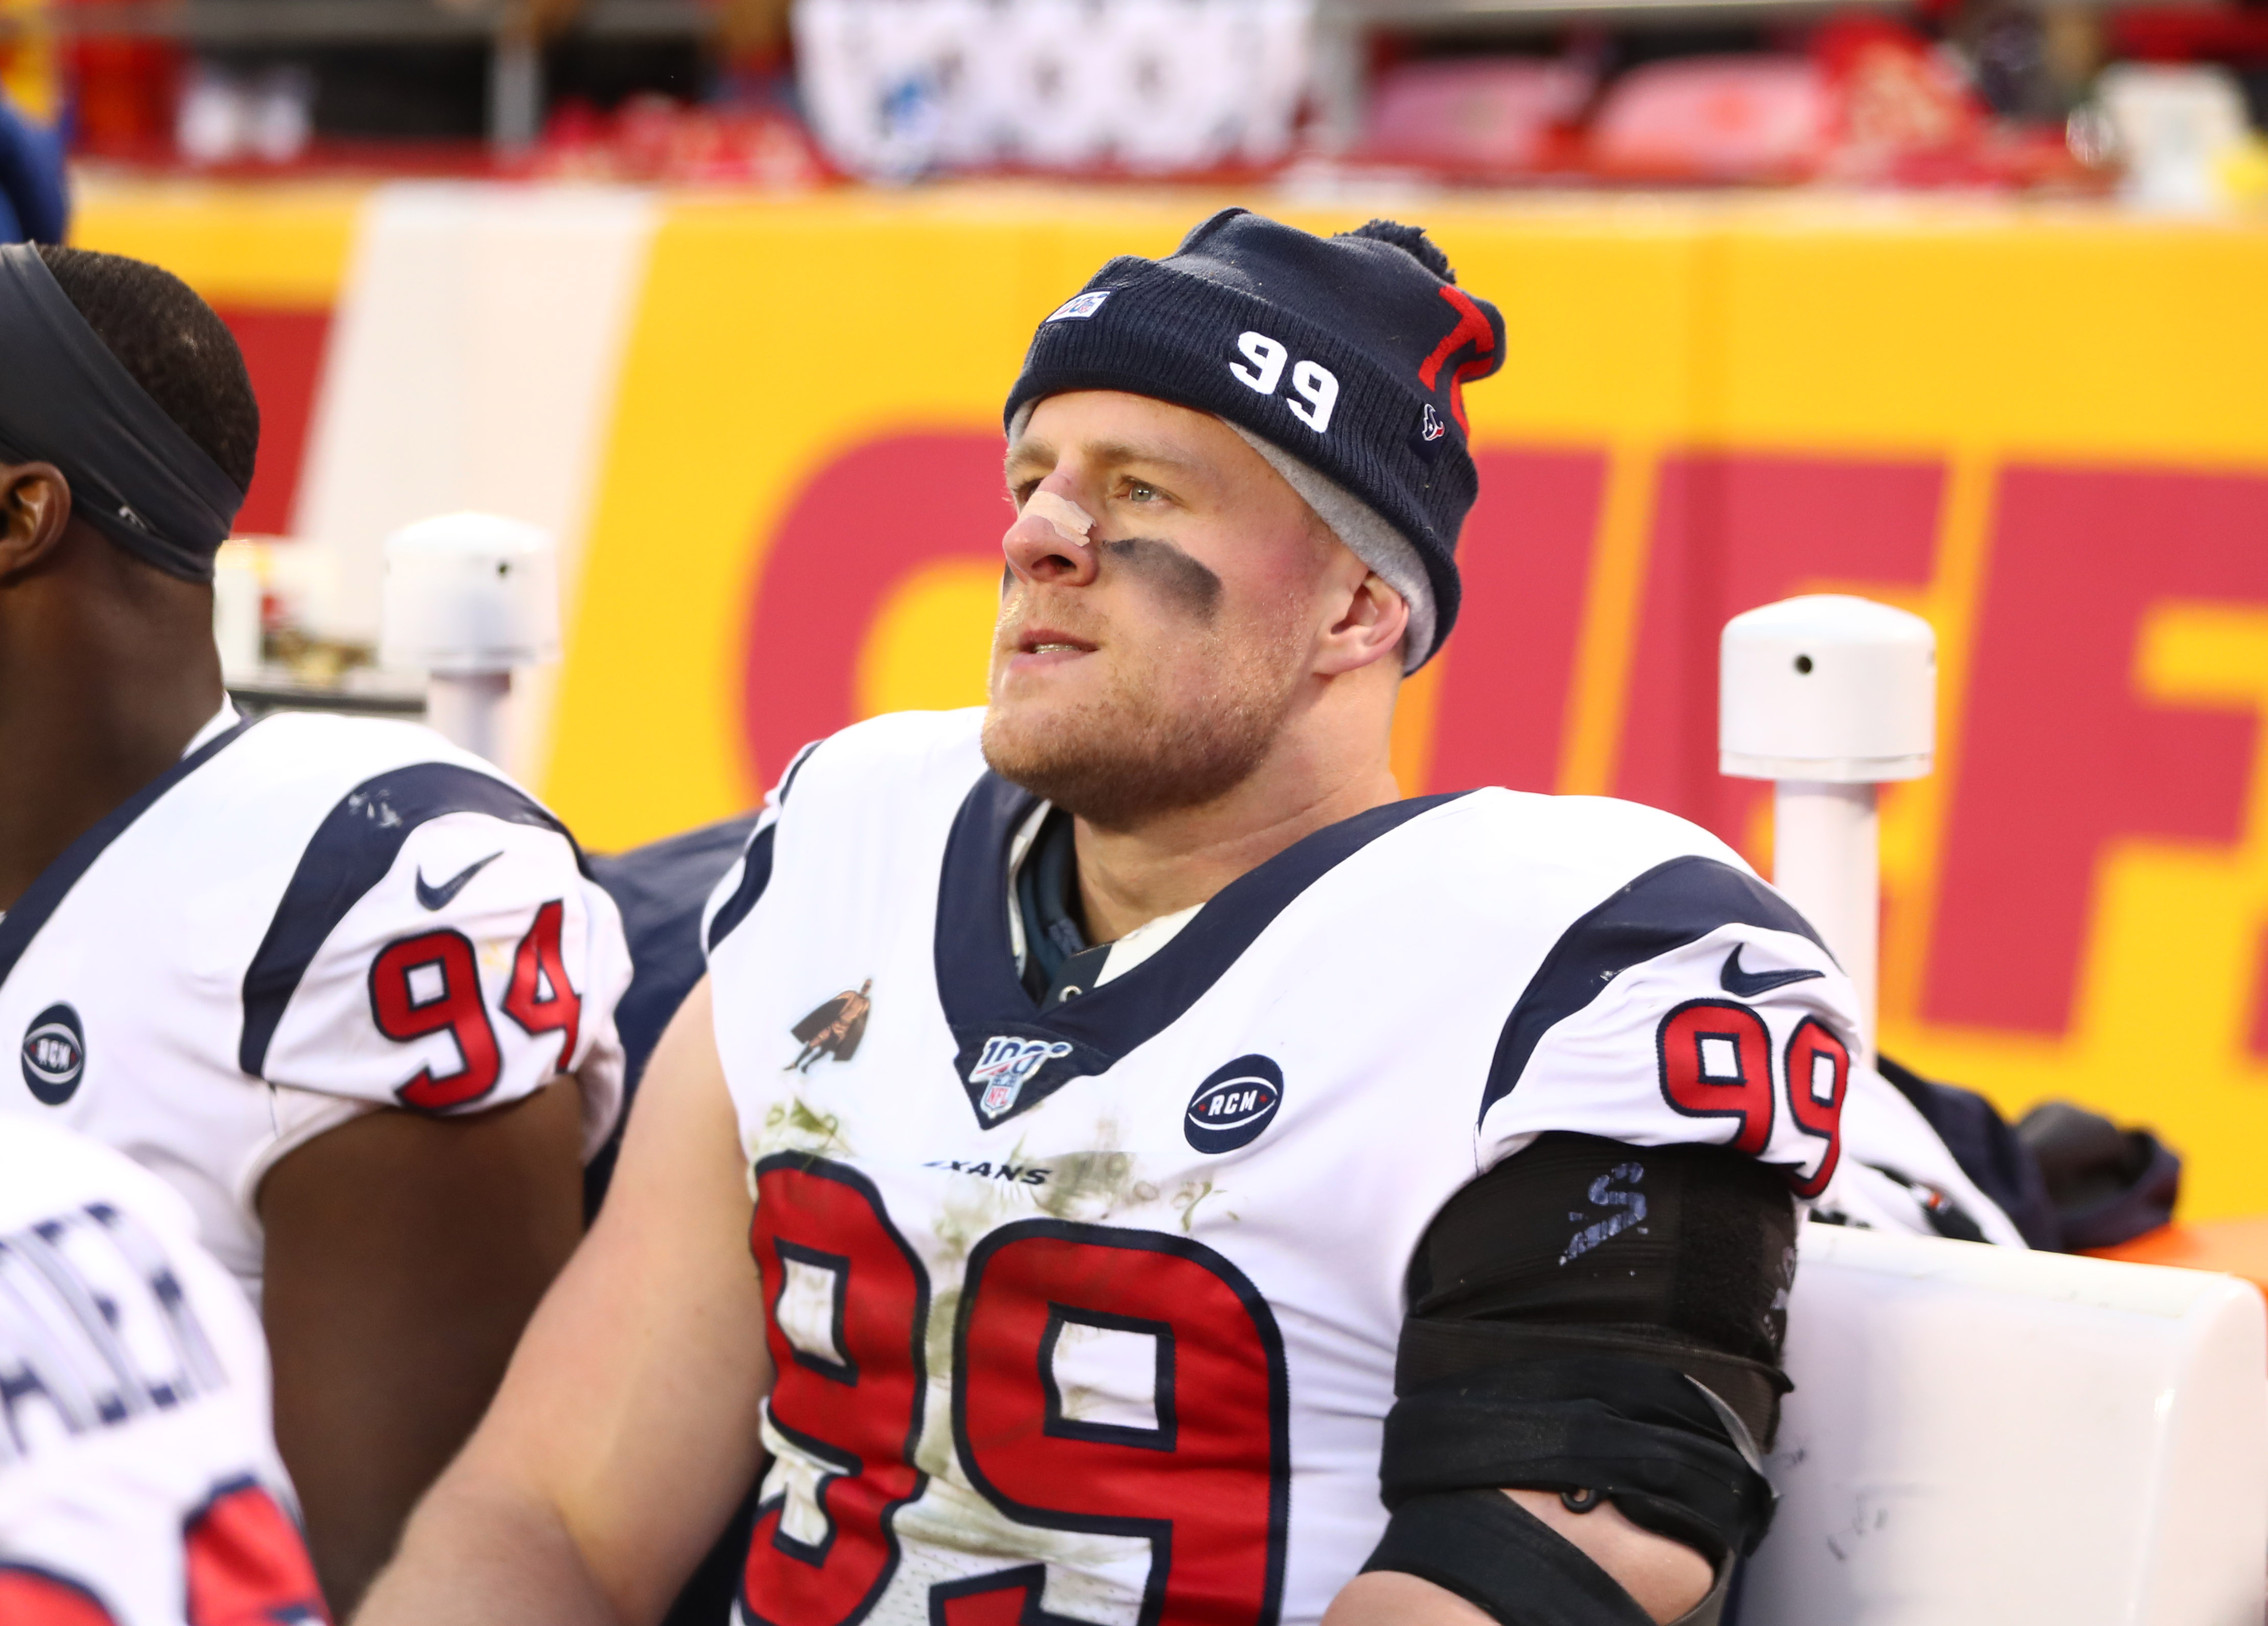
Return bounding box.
[1373,1133,1796,1580]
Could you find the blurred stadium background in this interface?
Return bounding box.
[7,0,2268,1221]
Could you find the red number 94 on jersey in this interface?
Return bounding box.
[367,901,582,1110]
[744,1157,1292,1626]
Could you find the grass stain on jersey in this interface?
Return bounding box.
[1171,1178,1236,1232]
[761,1098,852,1159]
[1033,1150,1136,1222]
[1028,1120,1137,1223]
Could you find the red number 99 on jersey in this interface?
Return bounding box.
[1656,997,1848,1195]
[743,1157,1292,1626]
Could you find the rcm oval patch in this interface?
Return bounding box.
[1184,1055,1284,1154]
[21,1003,85,1106]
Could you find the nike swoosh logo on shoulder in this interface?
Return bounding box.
[415,851,503,912]
[1720,944,1825,998]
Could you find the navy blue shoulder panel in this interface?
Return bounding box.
[0,719,254,993]
[704,823,777,952]
[1477,854,1828,1125]
[702,739,820,953]
[238,762,578,1079]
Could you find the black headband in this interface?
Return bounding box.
[0,243,244,582]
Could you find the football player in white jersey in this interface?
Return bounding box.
[360,212,2012,1626]
[0,242,631,1611]
[0,1118,328,1626]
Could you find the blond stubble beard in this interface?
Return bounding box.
[981,614,1308,831]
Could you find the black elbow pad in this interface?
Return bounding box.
[1378,1356,1776,1566]
[1369,1132,1796,1589]
[1362,1488,1735,1626]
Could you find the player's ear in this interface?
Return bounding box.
[1315,570,1410,678]
[0,462,75,583]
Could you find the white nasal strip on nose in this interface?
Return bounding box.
[1024,490,1096,548]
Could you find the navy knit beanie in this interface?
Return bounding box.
[1003,208,1506,668]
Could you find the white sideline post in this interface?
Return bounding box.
[1720,596,1935,1064]
[379,513,560,768]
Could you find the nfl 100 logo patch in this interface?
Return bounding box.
[969,1035,1073,1119]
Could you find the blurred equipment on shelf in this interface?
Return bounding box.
[380,511,561,766]
[1812,14,1985,179]
[2093,59,2257,209]
[212,533,428,721]
[793,0,1311,178]
[211,539,264,682]
[176,58,314,163]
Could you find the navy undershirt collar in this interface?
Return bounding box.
[937,772,1470,1128]
[1015,807,1094,1003]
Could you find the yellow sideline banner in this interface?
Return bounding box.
[78,181,2268,1220]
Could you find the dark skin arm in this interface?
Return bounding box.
[259,1080,587,1617]
[3,460,589,1614]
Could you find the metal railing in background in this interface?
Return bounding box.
[36,0,713,148]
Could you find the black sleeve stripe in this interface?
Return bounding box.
[238,763,581,1080]
[703,739,820,955]
[775,738,822,806]
[1479,855,1828,1125]
[704,822,778,953]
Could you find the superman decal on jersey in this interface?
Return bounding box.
[789,982,874,1073]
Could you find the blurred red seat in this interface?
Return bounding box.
[1587,55,1828,182]
[1363,58,1594,173]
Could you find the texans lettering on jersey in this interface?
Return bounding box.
[703,710,2015,1626]
[0,707,632,1296]
[0,1118,327,1626]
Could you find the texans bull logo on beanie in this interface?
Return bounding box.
[1002,208,1508,669]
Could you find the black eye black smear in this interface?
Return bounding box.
[1100,535,1222,621]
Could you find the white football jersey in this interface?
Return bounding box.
[0,708,632,1297]
[705,709,2013,1626]
[0,1117,325,1626]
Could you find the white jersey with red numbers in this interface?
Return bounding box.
[703,708,2015,1626]
[0,707,631,1299]
[0,1117,328,1626]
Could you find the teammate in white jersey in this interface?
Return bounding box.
[0,243,631,1612]
[361,212,2010,1626]
[0,1117,327,1626]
